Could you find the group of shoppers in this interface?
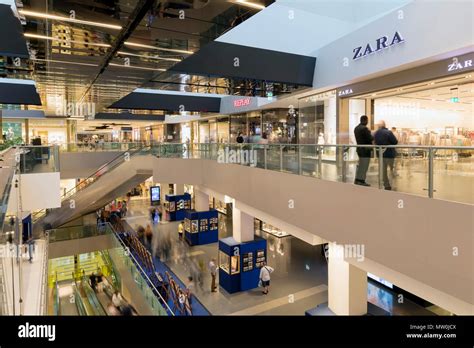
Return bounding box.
[354,115,398,190]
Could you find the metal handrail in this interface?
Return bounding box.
[33,145,149,222]
[109,224,174,316]
[38,233,49,315]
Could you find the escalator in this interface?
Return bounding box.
[75,276,107,316]
[34,146,154,232]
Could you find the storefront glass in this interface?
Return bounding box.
[262,109,297,144]
[199,121,210,143]
[298,90,337,145]
[217,117,230,143]
[248,111,262,142]
[229,114,247,142]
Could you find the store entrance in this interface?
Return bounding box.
[338,74,473,202]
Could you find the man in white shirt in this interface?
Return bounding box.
[259,261,274,295]
[209,258,217,292]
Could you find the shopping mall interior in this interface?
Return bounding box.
[0,0,472,345]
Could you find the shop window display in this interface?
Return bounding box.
[262,108,298,144]
[229,113,247,143]
[219,251,240,275]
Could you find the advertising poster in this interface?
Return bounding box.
[150,186,160,205]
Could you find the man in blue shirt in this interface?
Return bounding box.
[374,120,398,190]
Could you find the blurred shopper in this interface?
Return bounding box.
[136,225,145,244]
[112,290,124,310]
[178,222,184,241]
[354,115,374,186]
[236,132,244,144]
[186,276,195,304]
[259,261,274,295]
[120,200,128,217]
[190,259,203,292]
[259,132,269,145]
[209,258,217,292]
[89,273,97,291]
[107,302,121,316]
[374,120,398,190]
[145,224,153,247]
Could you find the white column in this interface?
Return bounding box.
[194,188,209,211]
[328,243,367,315]
[160,183,170,203]
[232,205,254,243]
[174,184,184,195]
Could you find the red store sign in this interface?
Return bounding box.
[233,98,251,108]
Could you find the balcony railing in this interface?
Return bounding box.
[152,143,474,205]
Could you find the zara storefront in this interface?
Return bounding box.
[305,0,473,148]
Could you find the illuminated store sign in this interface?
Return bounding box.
[353,31,405,60]
[447,57,473,72]
[338,88,353,97]
[233,98,251,107]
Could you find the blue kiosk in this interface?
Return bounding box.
[218,237,267,293]
[163,193,191,221]
[183,209,219,246]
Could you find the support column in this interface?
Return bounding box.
[328,243,367,315]
[194,188,209,211]
[160,183,170,203]
[25,119,29,144]
[174,184,184,195]
[232,204,254,243]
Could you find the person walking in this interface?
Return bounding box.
[374,120,398,190]
[178,222,184,241]
[236,132,244,144]
[145,224,153,247]
[354,115,374,186]
[259,261,274,295]
[209,258,217,292]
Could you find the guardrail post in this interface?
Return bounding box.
[342,146,347,183]
[317,145,322,178]
[279,145,283,172]
[264,145,267,170]
[298,145,302,175]
[428,148,434,198]
[378,146,384,189]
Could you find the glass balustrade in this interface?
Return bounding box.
[59,142,142,152]
[146,143,473,204]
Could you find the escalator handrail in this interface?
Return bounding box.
[33,145,150,221]
[111,227,174,315]
[61,145,149,200]
[72,282,88,316]
[81,276,107,316]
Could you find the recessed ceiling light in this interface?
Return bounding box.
[31,58,98,67]
[116,51,181,62]
[25,33,111,47]
[234,1,266,10]
[19,9,122,30]
[109,63,166,72]
[124,41,193,55]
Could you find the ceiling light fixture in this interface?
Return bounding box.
[109,63,166,72]
[19,9,122,30]
[124,41,193,55]
[117,51,181,62]
[31,58,98,67]
[234,0,266,10]
[25,33,111,48]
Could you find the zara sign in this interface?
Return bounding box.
[353,31,405,60]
